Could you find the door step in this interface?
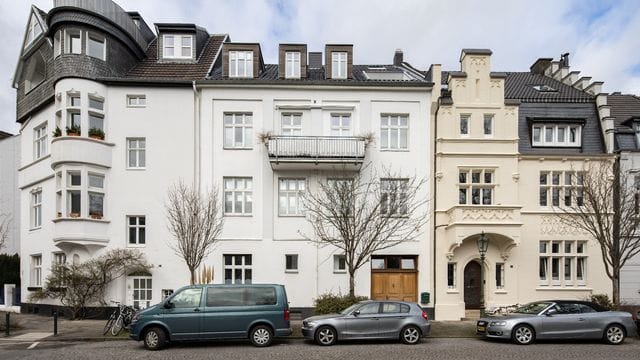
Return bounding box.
[462,309,480,320]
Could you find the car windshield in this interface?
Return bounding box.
[340,303,361,315]
[513,302,552,314]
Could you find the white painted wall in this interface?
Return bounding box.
[0,135,20,255]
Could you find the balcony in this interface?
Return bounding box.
[52,217,109,254]
[267,136,366,170]
[51,136,114,169]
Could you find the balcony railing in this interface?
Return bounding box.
[268,136,366,161]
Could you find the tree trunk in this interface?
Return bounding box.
[190,268,196,285]
[612,273,620,307]
[348,269,355,297]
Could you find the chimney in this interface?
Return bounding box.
[394,49,403,66]
[308,52,322,69]
[530,58,553,75]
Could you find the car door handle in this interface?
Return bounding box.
[194,308,201,312]
[371,318,380,321]
[578,318,586,321]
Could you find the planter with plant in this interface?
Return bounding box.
[69,212,81,218]
[257,131,273,145]
[88,127,105,140]
[66,125,81,136]
[90,212,103,220]
[52,126,62,138]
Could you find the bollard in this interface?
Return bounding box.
[53,311,58,336]
[4,312,9,337]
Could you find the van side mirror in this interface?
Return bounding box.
[164,300,174,309]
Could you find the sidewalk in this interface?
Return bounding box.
[0,313,477,342]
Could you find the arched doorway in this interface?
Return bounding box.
[463,261,481,309]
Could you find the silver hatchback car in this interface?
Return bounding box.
[302,300,430,345]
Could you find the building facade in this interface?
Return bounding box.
[0,131,20,255]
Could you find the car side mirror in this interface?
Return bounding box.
[545,309,557,316]
[353,310,360,317]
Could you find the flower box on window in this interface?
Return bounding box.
[69,212,80,218]
[88,127,105,140]
[66,125,81,136]
[90,212,103,220]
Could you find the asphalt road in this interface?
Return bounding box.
[1,337,639,360]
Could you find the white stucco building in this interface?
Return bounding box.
[0,131,20,256]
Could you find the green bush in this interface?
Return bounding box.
[0,254,20,287]
[314,293,368,315]
[590,294,615,310]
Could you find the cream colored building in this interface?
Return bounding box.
[430,50,613,320]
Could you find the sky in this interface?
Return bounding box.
[0,0,639,134]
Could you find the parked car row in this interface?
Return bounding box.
[128,284,637,351]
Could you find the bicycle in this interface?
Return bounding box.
[103,301,136,336]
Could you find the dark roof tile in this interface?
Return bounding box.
[504,72,593,103]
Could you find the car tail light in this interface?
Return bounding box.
[422,310,428,320]
[284,308,290,321]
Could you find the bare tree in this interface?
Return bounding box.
[165,181,224,285]
[555,159,640,305]
[0,213,9,252]
[301,166,428,297]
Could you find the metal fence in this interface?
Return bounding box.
[267,136,366,160]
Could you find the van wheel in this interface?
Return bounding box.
[250,325,273,347]
[143,327,166,350]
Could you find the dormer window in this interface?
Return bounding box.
[66,30,82,54]
[229,51,253,78]
[285,52,300,79]
[163,34,193,59]
[25,15,43,47]
[532,124,581,147]
[87,32,106,60]
[331,52,347,79]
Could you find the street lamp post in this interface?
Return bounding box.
[477,231,489,317]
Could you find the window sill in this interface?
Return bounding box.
[224,214,253,217]
[494,290,507,294]
[27,287,42,291]
[285,270,299,274]
[126,167,146,171]
[380,148,410,152]
[535,286,592,291]
[333,270,347,274]
[446,289,459,294]
[29,226,42,232]
[127,244,146,248]
[223,147,254,150]
[278,214,305,218]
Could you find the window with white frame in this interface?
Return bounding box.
[224,113,253,148]
[229,50,253,77]
[539,171,584,207]
[67,171,82,217]
[127,216,146,246]
[281,113,302,135]
[495,263,505,289]
[163,34,192,59]
[34,122,48,159]
[447,263,457,289]
[484,114,494,137]
[88,173,104,219]
[459,115,470,136]
[278,178,305,216]
[224,177,253,215]
[31,189,42,229]
[131,277,152,309]
[285,254,298,272]
[539,240,587,286]
[53,252,67,266]
[333,254,346,273]
[127,95,146,107]
[31,255,42,287]
[381,179,408,216]
[127,138,146,168]
[458,169,494,205]
[532,124,582,147]
[26,15,43,47]
[330,114,351,136]
[224,254,252,284]
[69,93,81,107]
[54,30,61,57]
[162,289,174,300]
[86,32,106,60]
[331,52,347,79]
[285,51,301,78]
[66,29,82,54]
[381,114,408,150]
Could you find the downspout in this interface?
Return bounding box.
[432,97,439,313]
[192,81,201,191]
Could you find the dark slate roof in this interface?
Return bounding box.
[0,131,13,139]
[504,72,593,103]
[610,93,640,151]
[125,35,226,80]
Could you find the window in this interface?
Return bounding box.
[447,263,457,289]
[161,289,174,300]
[381,115,408,150]
[66,29,82,54]
[86,32,105,60]
[34,123,47,159]
[127,138,146,168]
[67,171,81,217]
[357,302,380,314]
[127,95,146,107]
[285,51,301,78]
[132,277,153,309]
[24,53,45,93]
[229,50,253,77]
[281,113,302,135]
[89,97,104,111]
[333,254,346,273]
[224,113,253,148]
[31,255,42,287]
[330,114,351,136]
[224,255,252,284]
[54,30,61,57]
[484,114,493,137]
[224,177,253,215]
[539,240,587,286]
[532,124,582,147]
[279,178,305,216]
[539,171,584,207]
[459,115,469,136]
[458,169,495,205]
[69,94,81,107]
[170,287,201,308]
[127,216,146,246]
[26,15,43,46]
[163,34,192,59]
[88,174,104,219]
[495,263,505,289]
[371,256,416,270]
[331,52,347,79]
[68,111,81,130]
[53,252,67,266]
[31,190,42,229]
[206,286,276,306]
[285,254,298,272]
[381,179,408,216]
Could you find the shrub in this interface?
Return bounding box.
[590,294,615,310]
[314,293,368,315]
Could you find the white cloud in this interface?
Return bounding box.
[1,0,639,133]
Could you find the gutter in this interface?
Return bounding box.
[193,81,202,191]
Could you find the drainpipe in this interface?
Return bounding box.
[192,81,201,190]
[432,97,439,313]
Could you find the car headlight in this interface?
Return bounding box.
[306,321,317,328]
[131,313,141,323]
[490,321,507,326]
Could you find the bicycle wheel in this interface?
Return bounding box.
[111,315,124,336]
[103,312,117,335]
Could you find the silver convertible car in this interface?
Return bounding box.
[477,300,638,345]
[302,300,431,345]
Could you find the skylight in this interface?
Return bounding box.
[531,84,557,92]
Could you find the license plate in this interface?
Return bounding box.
[477,325,486,332]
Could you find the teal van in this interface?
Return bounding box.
[129,284,292,350]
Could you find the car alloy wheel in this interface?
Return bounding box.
[250,325,273,347]
[143,327,166,351]
[512,324,535,345]
[604,324,625,345]
[316,326,337,346]
[400,325,421,345]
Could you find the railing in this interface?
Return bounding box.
[267,136,366,161]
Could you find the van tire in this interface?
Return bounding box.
[250,325,273,347]
[143,326,167,350]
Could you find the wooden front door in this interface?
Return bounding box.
[464,261,481,309]
[371,272,417,302]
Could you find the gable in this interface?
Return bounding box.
[23,7,47,51]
